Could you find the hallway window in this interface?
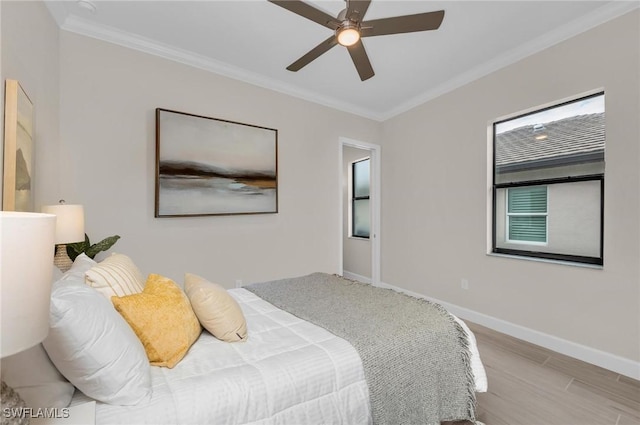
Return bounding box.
[352,158,370,238]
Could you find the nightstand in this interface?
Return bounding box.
[30,401,95,425]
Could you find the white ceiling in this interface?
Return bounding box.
[44,1,637,121]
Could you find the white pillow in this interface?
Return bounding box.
[0,344,74,409]
[43,279,151,405]
[84,253,144,299]
[61,253,97,281]
[0,255,98,409]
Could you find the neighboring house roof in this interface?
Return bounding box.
[496,112,604,172]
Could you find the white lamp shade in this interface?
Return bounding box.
[41,204,85,244]
[0,211,56,357]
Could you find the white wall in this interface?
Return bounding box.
[56,31,381,287]
[3,0,638,372]
[343,145,371,279]
[1,1,60,210]
[380,11,640,362]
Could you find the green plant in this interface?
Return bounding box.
[66,233,121,261]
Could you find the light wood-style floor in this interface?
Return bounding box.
[449,322,640,425]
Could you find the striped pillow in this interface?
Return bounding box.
[85,253,145,299]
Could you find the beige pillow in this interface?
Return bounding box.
[85,253,145,299]
[112,274,202,368]
[184,273,248,342]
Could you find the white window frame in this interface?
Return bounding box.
[505,186,548,245]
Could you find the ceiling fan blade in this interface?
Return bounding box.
[361,10,445,37]
[268,0,341,30]
[287,36,338,72]
[347,40,374,81]
[346,0,371,22]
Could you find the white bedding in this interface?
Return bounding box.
[73,288,486,424]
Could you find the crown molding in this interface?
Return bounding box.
[59,15,383,121]
[57,2,638,123]
[381,1,640,121]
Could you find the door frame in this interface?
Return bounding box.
[338,137,381,286]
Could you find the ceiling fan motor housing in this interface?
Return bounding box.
[336,20,361,46]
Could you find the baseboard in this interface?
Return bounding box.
[342,271,372,284]
[374,280,640,380]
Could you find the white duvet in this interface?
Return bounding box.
[74,289,486,425]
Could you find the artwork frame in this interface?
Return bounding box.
[3,79,34,212]
[155,108,278,217]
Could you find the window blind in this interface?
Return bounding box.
[508,186,547,242]
[509,216,547,242]
[508,186,547,213]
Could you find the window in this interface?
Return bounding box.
[507,186,547,244]
[352,158,370,238]
[492,92,605,265]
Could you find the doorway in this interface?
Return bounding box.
[339,137,380,285]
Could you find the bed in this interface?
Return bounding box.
[72,287,374,424]
[2,255,486,425]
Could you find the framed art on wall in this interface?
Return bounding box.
[3,79,34,212]
[155,108,278,217]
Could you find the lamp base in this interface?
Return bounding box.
[0,380,29,425]
[53,244,72,273]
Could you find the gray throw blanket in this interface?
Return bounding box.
[245,273,476,425]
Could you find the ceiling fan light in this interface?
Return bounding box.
[337,27,360,47]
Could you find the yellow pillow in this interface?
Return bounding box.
[184,273,248,342]
[112,274,201,368]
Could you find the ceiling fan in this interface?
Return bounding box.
[268,0,445,81]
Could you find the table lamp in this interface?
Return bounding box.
[41,202,84,272]
[0,211,56,424]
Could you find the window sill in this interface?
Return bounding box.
[348,236,370,241]
[487,252,603,269]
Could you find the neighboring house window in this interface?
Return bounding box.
[352,158,370,238]
[492,92,605,265]
[507,186,548,244]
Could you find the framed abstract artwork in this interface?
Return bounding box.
[155,108,278,217]
[2,80,34,212]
